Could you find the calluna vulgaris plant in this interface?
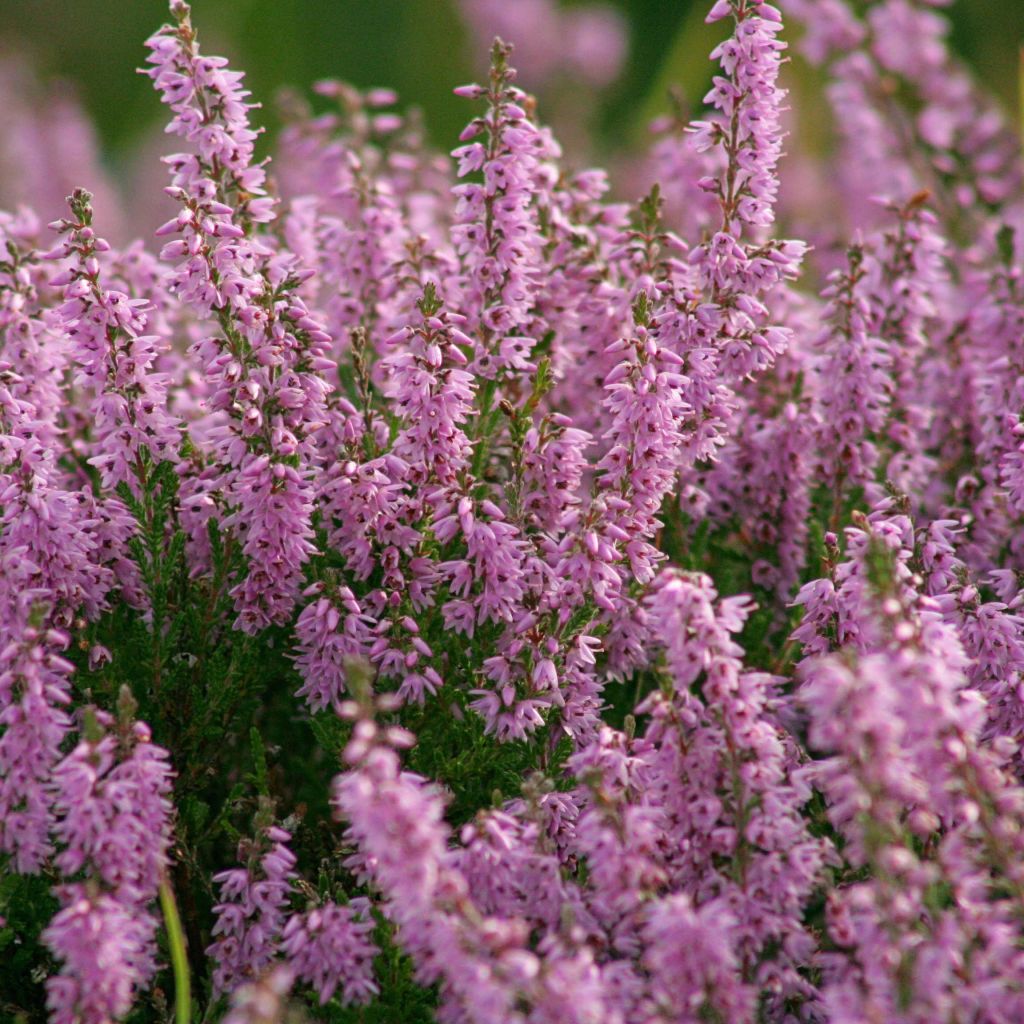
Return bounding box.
[1,0,1023,1021]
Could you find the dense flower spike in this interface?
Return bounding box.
[453,40,545,379]
[43,701,174,1024]
[145,1,331,631]
[208,819,297,995]
[813,245,891,517]
[0,614,75,872]
[51,712,173,906]
[281,899,379,1005]
[43,892,153,1024]
[798,516,1024,1021]
[1,0,1024,1020]
[49,189,181,492]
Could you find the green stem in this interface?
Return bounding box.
[160,876,192,1024]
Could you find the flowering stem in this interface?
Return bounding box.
[159,876,191,1024]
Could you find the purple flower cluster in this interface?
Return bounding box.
[1,0,1024,1021]
[43,707,173,1024]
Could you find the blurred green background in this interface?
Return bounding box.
[1,0,1020,162]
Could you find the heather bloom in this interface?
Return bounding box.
[868,195,944,499]
[49,189,181,492]
[333,689,609,1022]
[549,292,687,620]
[0,209,68,451]
[293,583,376,711]
[642,571,829,970]
[792,502,917,659]
[276,82,416,358]
[787,0,1022,229]
[642,895,754,1024]
[145,2,332,631]
[223,454,317,633]
[43,702,174,1024]
[694,0,788,232]
[43,890,153,1024]
[0,614,74,872]
[703,401,815,601]
[866,0,1022,211]
[920,518,1024,752]
[800,603,1024,1020]
[596,297,689,547]
[50,713,173,907]
[208,821,298,994]
[670,0,807,501]
[0,425,115,871]
[460,0,627,91]
[452,40,546,379]
[382,289,476,484]
[281,899,379,1005]
[813,245,891,516]
[334,699,528,1018]
[436,492,529,633]
[2,0,1024,1018]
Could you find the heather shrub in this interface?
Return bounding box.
[1,1,1024,1022]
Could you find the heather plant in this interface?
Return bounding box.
[1,1,1023,1022]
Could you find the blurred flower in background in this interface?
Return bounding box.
[461,0,628,89]
[0,0,1018,238]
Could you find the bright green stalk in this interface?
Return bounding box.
[160,877,191,1024]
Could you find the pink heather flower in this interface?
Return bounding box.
[0,0,1022,1018]
[799,568,1024,1022]
[0,614,74,873]
[867,195,945,499]
[281,899,379,1005]
[704,401,815,602]
[813,245,891,507]
[208,823,297,995]
[49,189,181,492]
[0,446,114,627]
[334,693,611,1021]
[973,263,1024,536]
[0,210,69,451]
[0,393,121,873]
[457,806,586,934]
[787,0,1021,227]
[792,500,919,659]
[145,3,333,632]
[51,717,174,907]
[293,584,376,712]
[642,570,829,968]
[596,305,689,547]
[318,452,417,581]
[919,518,1024,753]
[382,300,476,485]
[692,0,787,232]
[663,2,806,493]
[518,414,591,533]
[866,0,1022,210]
[784,0,865,66]
[223,454,317,633]
[452,40,546,378]
[437,493,529,634]
[568,726,667,939]
[41,710,174,1024]
[43,890,153,1024]
[642,895,754,1024]
[289,107,412,357]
